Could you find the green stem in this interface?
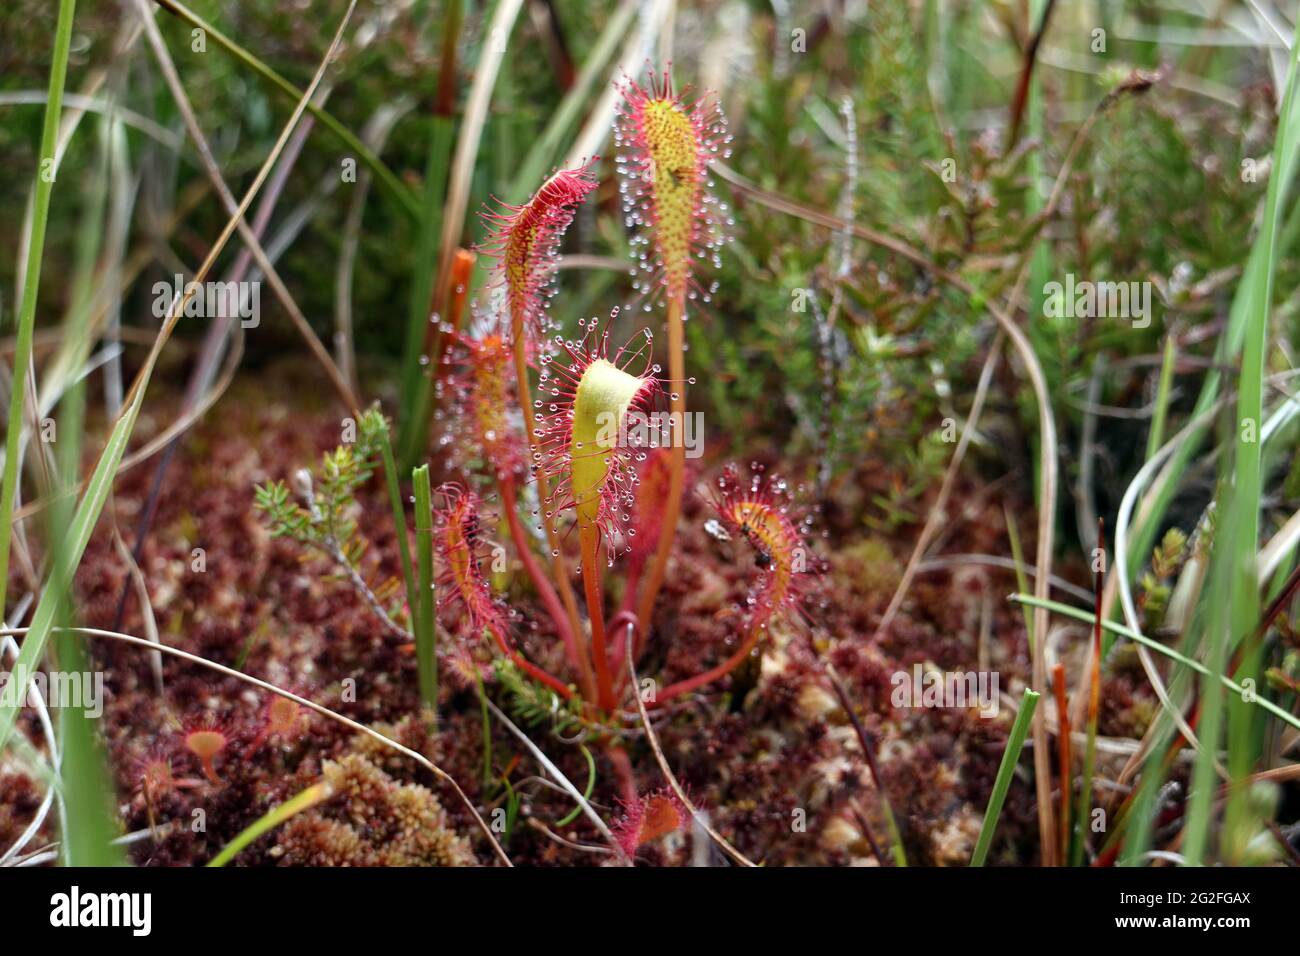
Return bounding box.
[375,420,417,627]
[1210,11,1300,864]
[554,744,597,828]
[411,464,438,719]
[396,0,463,462]
[396,112,456,466]
[1144,334,1177,462]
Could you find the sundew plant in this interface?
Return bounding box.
[3,0,1300,891]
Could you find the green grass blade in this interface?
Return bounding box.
[1115,67,1300,621]
[1115,702,1180,866]
[396,112,456,466]
[411,464,438,717]
[1144,333,1177,462]
[0,390,144,755]
[0,0,78,620]
[399,0,524,466]
[396,0,462,461]
[55,634,126,866]
[1004,507,1034,639]
[1010,593,1300,735]
[1183,543,1231,864]
[375,418,417,622]
[52,112,125,867]
[207,781,330,867]
[1207,11,1300,864]
[971,689,1039,866]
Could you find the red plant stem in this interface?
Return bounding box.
[579,522,615,711]
[635,294,686,635]
[608,609,639,694]
[621,561,648,664]
[498,474,594,701]
[1051,662,1072,862]
[612,551,651,689]
[653,620,763,704]
[1073,517,1105,866]
[198,758,221,786]
[484,622,573,700]
[510,326,588,657]
[606,744,637,806]
[242,727,270,760]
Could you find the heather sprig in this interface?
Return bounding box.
[253,409,409,642]
[253,407,387,553]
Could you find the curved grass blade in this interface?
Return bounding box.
[0,0,78,623]
[1010,593,1300,735]
[207,781,331,867]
